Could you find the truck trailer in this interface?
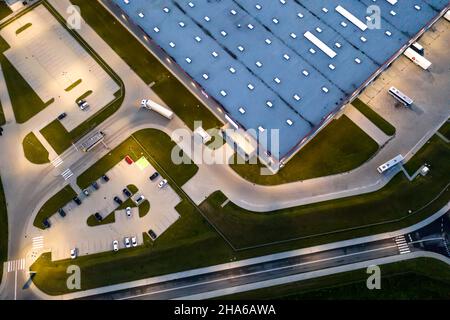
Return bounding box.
[140,99,174,120]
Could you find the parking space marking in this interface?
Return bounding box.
[32,236,44,250]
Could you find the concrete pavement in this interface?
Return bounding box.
[343,104,391,146]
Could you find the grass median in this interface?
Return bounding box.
[0,1,12,20]
[230,115,379,185]
[22,132,50,164]
[352,98,396,136]
[33,185,77,229]
[70,0,222,131]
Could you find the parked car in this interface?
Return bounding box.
[123,188,132,198]
[149,172,159,181]
[73,197,82,205]
[158,179,168,189]
[94,212,103,222]
[70,248,78,259]
[57,112,67,121]
[102,174,110,182]
[91,181,100,190]
[58,208,66,218]
[124,237,131,248]
[42,218,51,229]
[134,195,145,206]
[148,229,157,240]
[83,189,89,197]
[125,207,132,217]
[112,240,119,252]
[77,99,89,111]
[125,155,133,165]
[113,196,123,205]
[131,236,137,247]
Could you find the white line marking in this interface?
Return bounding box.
[119,244,398,300]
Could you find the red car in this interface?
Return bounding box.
[125,155,133,165]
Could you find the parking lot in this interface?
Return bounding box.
[0,4,119,130]
[358,18,450,160]
[42,157,181,261]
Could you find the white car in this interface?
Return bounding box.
[124,237,131,248]
[77,99,89,111]
[131,236,137,247]
[112,240,119,252]
[125,207,132,217]
[134,195,145,206]
[70,248,77,259]
[158,179,168,189]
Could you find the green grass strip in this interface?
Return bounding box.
[352,98,396,136]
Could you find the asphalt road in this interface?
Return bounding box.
[82,239,400,300]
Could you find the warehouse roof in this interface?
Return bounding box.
[114,0,448,159]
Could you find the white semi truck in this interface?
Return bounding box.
[140,99,174,120]
[403,47,432,70]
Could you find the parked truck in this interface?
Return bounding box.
[140,99,174,120]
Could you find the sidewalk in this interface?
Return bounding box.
[344,104,391,146]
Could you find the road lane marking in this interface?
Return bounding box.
[118,243,398,300]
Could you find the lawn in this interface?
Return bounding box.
[139,200,150,218]
[22,132,50,164]
[351,98,396,136]
[33,185,77,229]
[219,258,450,300]
[77,129,199,189]
[0,1,12,20]
[39,120,72,155]
[0,38,54,124]
[230,115,379,185]
[0,177,8,285]
[203,135,450,248]
[70,0,222,131]
[438,121,450,140]
[29,133,449,295]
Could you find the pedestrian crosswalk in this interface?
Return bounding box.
[5,259,25,273]
[32,236,44,250]
[61,168,74,180]
[51,156,63,168]
[395,235,411,254]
